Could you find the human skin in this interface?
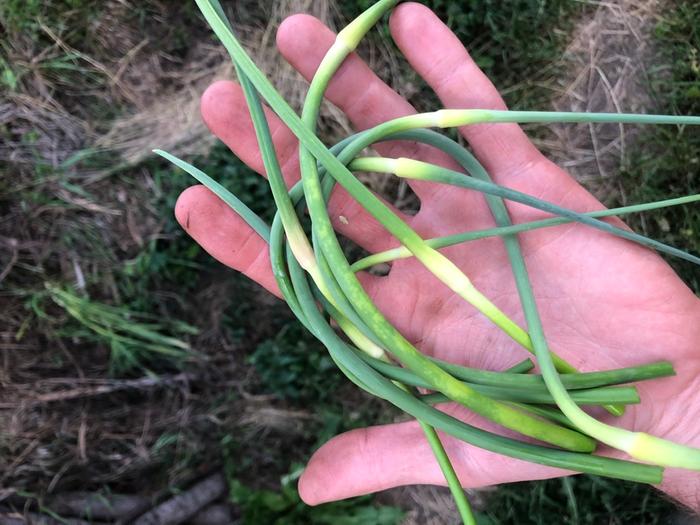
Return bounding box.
[174,2,700,511]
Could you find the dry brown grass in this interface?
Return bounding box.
[0,94,87,169]
[96,0,355,167]
[538,0,662,201]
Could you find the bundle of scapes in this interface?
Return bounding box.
[154,1,700,523]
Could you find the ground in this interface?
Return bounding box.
[0,0,698,523]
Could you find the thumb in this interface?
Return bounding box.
[298,419,571,505]
[298,421,442,505]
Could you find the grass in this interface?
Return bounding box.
[0,0,696,522]
[1,0,108,120]
[249,322,346,403]
[0,0,94,36]
[37,284,198,374]
[475,475,678,525]
[223,439,405,525]
[343,0,587,110]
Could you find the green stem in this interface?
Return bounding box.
[420,385,639,406]
[419,420,476,525]
[349,156,700,266]
[351,194,700,271]
[236,60,390,362]
[152,149,270,241]
[362,353,673,391]
[435,108,700,128]
[195,1,552,375]
[283,208,662,483]
[280,2,473,519]
[505,359,535,374]
[293,0,595,452]
[508,403,578,429]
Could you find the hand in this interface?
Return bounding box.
[175,2,700,510]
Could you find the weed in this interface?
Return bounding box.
[30,284,197,374]
[248,322,344,404]
[247,319,391,449]
[222,436,404,525]
[475,475,677,525]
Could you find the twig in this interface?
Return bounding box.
[131,472,227,525]
[46,492,150,522]
[0,243,18,284]
[0,373,194,408]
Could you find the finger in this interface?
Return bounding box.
[200,80,409,253]
[389,3,542,178]
[299,419,565,505]
[276,14,464,199]
[175,185,385,298]
[201,80,300,187]
[175,185,281,296]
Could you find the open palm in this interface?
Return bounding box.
[175,3,700,509]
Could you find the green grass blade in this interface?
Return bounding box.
[153,149,270,242]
